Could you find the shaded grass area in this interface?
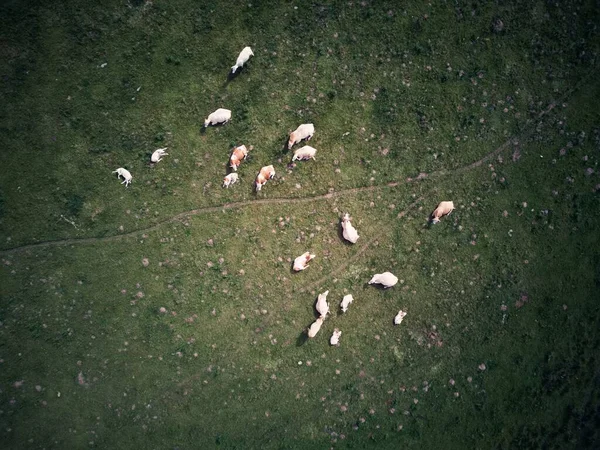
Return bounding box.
[0,0,599,448]
[1,0,596,247]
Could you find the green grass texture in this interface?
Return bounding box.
[0,0,599,448]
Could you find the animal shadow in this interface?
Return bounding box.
[226,67,244,84]
[296,330,309,346]
[280,136,290,155]
[223,159,232,175]
[364,281,388,291]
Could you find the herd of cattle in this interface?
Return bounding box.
[111,46,456,345]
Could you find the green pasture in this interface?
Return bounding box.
[0,0,599,448]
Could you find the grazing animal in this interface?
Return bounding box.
[340,294,354,313]
[231,46,254,73]
[307,317,324,338]
[292,145,317,161]
[229,145,248,171]
[315,290,330,318]
[394,310,407,325]
[222,172,239,188]
[293,252,316,271]
[288,123,315,149]
[113,168,132,187]
[151,147,168,163]
[368,272,398,288]
[431,201,455,224]
[341,213,359,244]
[204,108,231,127]
[330,329,342,346]
[255,165,275,191]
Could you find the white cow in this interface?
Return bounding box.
[222,172,239,188]
[293,252,316,271]
[307,317,324,338]
[330,329,342,346]
[113,168,132,187]
[340,294,353,313]
[315,290,329,318]
[292,145,317,161]
[368,272,398,288]
[341,213,359,244]
[288,123,315,149]
[151,148,168,163]
[394,310,407,325]
[204,108,232,127]
[431,201,455,224]
[231,46,254,73]
[255,165,275,191]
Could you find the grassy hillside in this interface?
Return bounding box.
[0,0,599,448]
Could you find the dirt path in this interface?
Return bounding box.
[298,196,424,293]
[0,70,589,257]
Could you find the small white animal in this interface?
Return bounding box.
[394,310,407,325]
[368,272,398,288]
[231,46,254,73]
[292,145,317,161]
[222,172,239,188]
[431,201,455,224]
[288,123,315,149]
[229,145,249,171]
[340,294,354,313]
[151,147,168,163]
[307,317,324,338]
[255,165,275,191]
[341,213,359,244]
[293,252,316,271]
[315,290,330,318]
[330,329,342,346]
[204,108,232,127]
[113,168,132,187]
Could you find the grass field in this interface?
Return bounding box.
[1,0,599,448]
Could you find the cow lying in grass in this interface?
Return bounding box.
[293,252,315,271]
[113,168,132,187]
[255,165,275,191]
[368,272,398,288]
[230,145,248,171]
[204,108,231,127]
[288,123,314,149]
[431,201,454,224]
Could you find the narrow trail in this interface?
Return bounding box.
[0,69,590,257]
[299,196,424,293]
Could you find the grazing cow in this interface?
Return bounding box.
[292,145,317,161]
[341,213,359,244]
[293,252,316,271]
[330,329,342,346]
[229,145,248,171]
[222,172,239,188]
[255,165,275,191]
[204,108,231,127]
[431,201,455,224]
[113,168,132,187]
[315,290,329,318]
[307,317,324,338]
[231,46,254,73]
[288,123,315,149]
[340,294,353,313]
[151,148,168,163]
[368,272,398,288]
[394,310,407,325]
